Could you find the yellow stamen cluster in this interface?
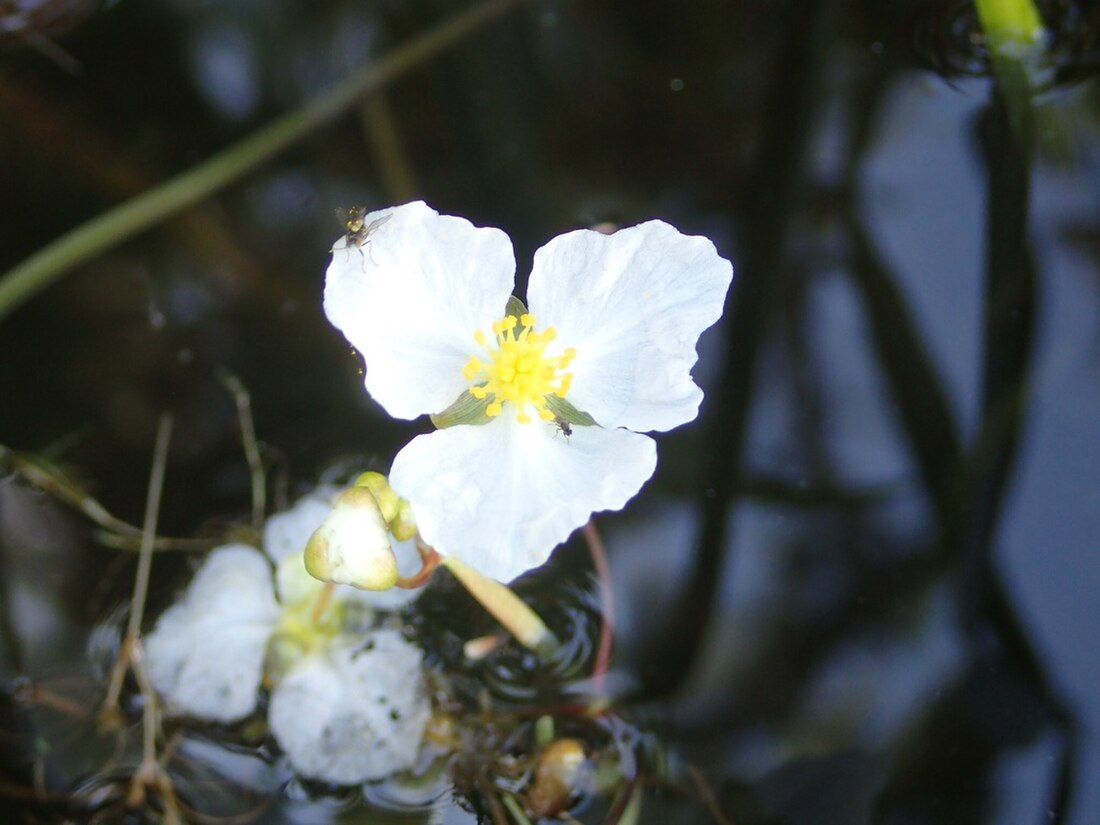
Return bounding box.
[462,313,575,423]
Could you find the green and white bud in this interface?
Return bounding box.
[353,471,418,541]
[305,486,398,591]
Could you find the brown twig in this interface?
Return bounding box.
[687,764,734,825]
[218,372,266,535]
[0,442,207,552]
[101,414,173,718]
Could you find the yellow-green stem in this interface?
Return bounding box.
[974,0,1044,53]
[442,556,560,658]
[0,0,517,322]
[975,0,1043,142]
[501,794,535,825]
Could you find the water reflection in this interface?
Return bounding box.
[2,0,1099,823]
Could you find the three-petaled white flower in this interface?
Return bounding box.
[325,201,732,582]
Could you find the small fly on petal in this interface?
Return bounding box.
[335,207,391,263]
[553,415,572,442]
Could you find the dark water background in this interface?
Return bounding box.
[1,1,1098,823]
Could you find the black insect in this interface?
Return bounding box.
[554,416,573,441]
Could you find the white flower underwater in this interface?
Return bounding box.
[268,631,430,784]
[143,544,279,722]
[325,201,732,582]
[143,488,429,783]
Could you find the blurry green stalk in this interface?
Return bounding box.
[0,0,516,321]
[442,556,561,658]
[975,0,1046,141]
[974,0,1044,54]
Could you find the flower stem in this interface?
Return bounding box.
[441,556,560,658]
[395,542,442,589]
[0,0,518,321]
[582,520,614,694]
[974,0,1044,54]
[501,793,535,825]
[311,582,337,625]
[975,0,1041,151]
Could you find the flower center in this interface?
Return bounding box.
[462,313,576,423]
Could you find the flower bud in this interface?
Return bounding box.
[354,471,418,540]
[527,738,588,818]
[305,487,398,590]
[390,497,418,541]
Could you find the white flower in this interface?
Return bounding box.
[143,544,279,722]
[143,491,430,783]
[267,630,430,784]
[324,201,732,581]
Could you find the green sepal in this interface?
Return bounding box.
[544,394,597,427]
[431,295,594,430]
[430,389,493,429]
[504,294,527,319]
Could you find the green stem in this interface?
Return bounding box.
[0,0,517,321]
[500,793,535,825]
[973,0,1044,53]
[975,0,1041,147]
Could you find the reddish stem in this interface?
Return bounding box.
[395,542,442,589]
[582,520,614,692]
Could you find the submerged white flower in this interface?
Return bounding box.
[325,201,732,581]
[268,630,430,784]
[143,490,430,783]
[144,544,279,722]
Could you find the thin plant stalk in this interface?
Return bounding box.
[0,0,518,321]
[501,793,535,825]
[359,92,420,201]
[441,556,560,658]
[582,520,614,693]
[219,371,266,535]
[102,414,173,718]
[687,765,734,825]
[126,645,181,822]
[974,0,1044,53]
[0,442,207,551]
[311,582,337,625]
[974,0,1044,138]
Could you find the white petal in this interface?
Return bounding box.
[274,550,326,606]
[527,221,732,432]
[389,416,657,581]
[324,201,516,419]
[144,545,278,722]
[268,631,430,784]
[264,487,339,565]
